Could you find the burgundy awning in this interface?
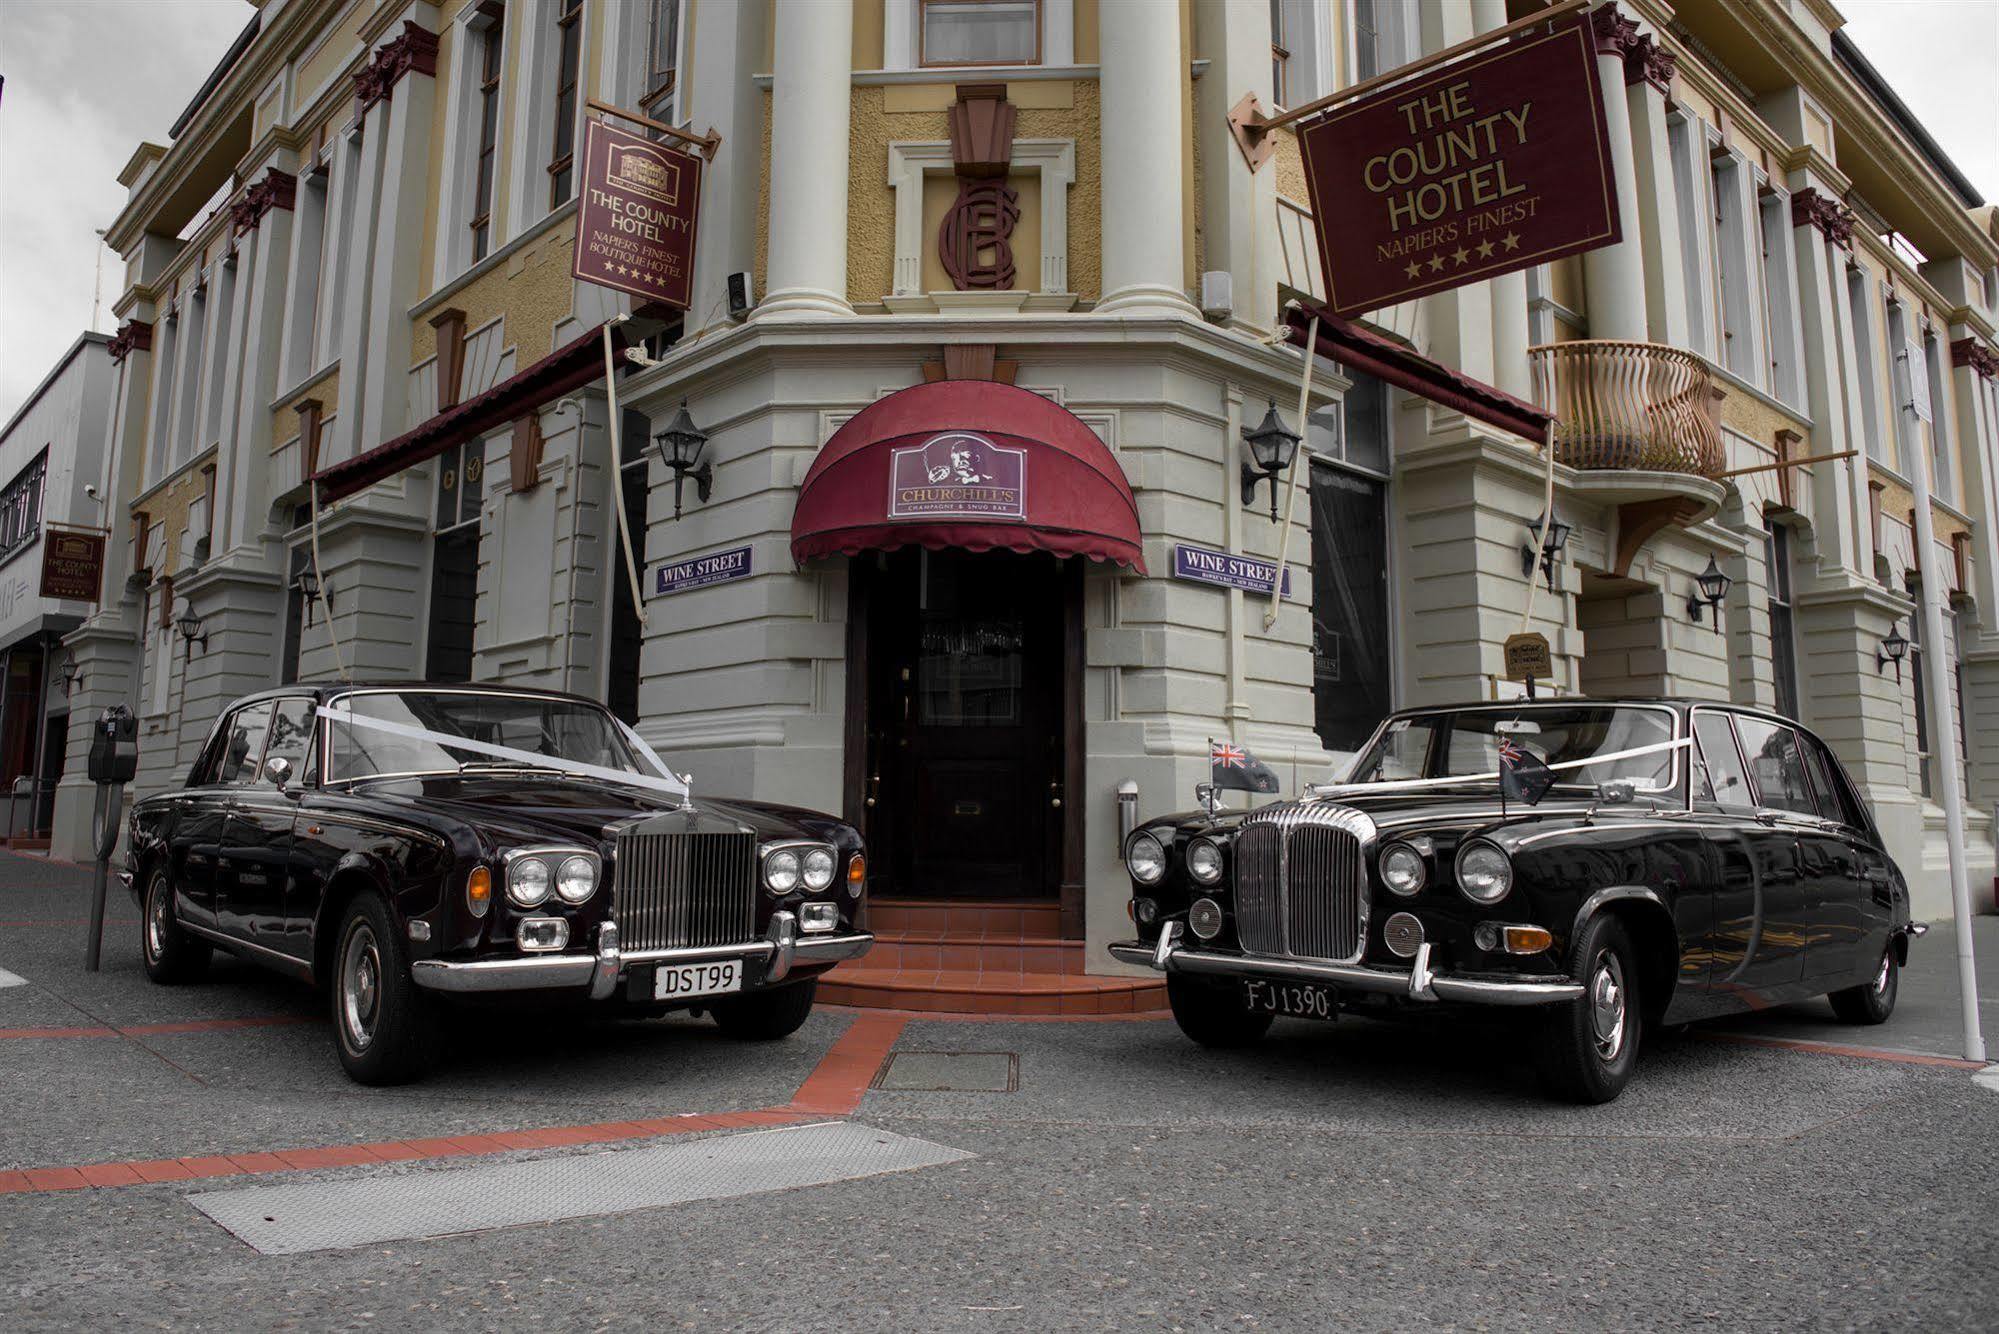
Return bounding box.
[1284,301,1551,447]
[312,322,628,502]
[791,380,1144,571]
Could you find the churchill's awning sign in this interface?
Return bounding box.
[1298,11,1619,318]
[571,118,701,309]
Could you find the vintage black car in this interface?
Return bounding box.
[125,683,872,1084]
[1110,700,1923,1102]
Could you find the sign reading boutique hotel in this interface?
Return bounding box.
[1298,11,1619,318]
[571,119,702,309]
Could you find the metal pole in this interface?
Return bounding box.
[601,319,649,629]
[85,781,121,972]
[1896,342,1985,1064]
[1264,315,1319,631]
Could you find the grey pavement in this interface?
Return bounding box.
[4,851,1997,1332]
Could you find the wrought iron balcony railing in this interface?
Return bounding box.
[1528,341,1724,480]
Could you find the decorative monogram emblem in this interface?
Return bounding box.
[937,179,1021,291]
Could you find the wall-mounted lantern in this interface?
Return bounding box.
[58,653,79,696]
[1684,554,1732,630]
[1519,511,1571,591]
[653,400,712,520]
[176,607,207,656]
[1239,403,1301,522]
[1877,620,1910,681]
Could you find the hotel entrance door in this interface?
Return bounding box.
[858,549,1066,901]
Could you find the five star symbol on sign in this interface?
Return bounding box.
[1501,231,1521,251]
[1401,230,1527,284]
[1405,260,1422,279]
[1451,246,1471,266]
[1427,253,1446,272]
[1476,239,1496,259]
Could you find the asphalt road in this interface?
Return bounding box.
[4,852,1996,1332]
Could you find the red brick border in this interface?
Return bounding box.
[1698,1031,1988,1070]
[0,1015,317,1040]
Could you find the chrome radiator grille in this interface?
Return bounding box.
[1231,806,1369,964]
[612,830,757,952]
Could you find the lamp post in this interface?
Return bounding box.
[652,400,712,520]
[1239,403,1301,522]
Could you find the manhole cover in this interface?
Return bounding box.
[871,1051,1018,1092]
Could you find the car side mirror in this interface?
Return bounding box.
[264,756,294,790]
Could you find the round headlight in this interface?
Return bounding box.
[1378,843,1427,897]
[802,847,837,892]
[764,848,801,894]
[1455,840,1514,904]
[1187,897,1224,940]
[507,856,551,907]
[1125,832,1166,885]
[555,855,596,904]
[1185,838,1223,885]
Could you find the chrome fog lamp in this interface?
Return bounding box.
[1240,403,1302,522]
[555,854,598,904]
[1187,898,1224,940]
[1125,831,1166,885]
[1132,897,1159,925]
[1378,842,1427,897]
[516,916,569,952]
[652,399,712,519]
[1383,911,1425,958]
[762,846,802,894]
[1454,840,1514,905]
[801,846,837,892]
[800,902,839,934]
[506,855,552,907]
[1185,837,1223,885]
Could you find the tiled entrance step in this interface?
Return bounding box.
[822,898,1167,1016]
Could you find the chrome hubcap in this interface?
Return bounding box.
[145,879,169,961]
[1875,951,1893,997]
[340,924,382,1052]
[1589,949,1628,1062]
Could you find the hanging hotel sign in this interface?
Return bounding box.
[653,544,753,596]
[571,118,702,309]
[887,432,1026,520]
[1297,11,1620,318]
[39,525,108,602]
[1172,544,1294,598]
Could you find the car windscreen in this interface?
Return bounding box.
[325,691,645,782]
[1347,706,1678,792]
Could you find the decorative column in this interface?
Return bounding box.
[216,168,296,558]
[354,21,438,457]
[1192,0,1281,334]
[1623,35,1689,349]
[1790,187,1862,573]
[1581,6,1648,341]
[1418,1,1493,383]
[1472,0,1532,398]
[1096,0,1198,316]
[761,0,854,318]
[684,0,770,337]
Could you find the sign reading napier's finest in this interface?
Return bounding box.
[887,432,1027,520]
[1298,12,1619,318]
[39,527,107,602]
[572,118,701,309]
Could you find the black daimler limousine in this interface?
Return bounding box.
[1111,700,1923,1102]
[126,684,872,1083]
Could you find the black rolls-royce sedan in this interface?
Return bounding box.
[125,683,872,1084]
[1110,700,1923,1102]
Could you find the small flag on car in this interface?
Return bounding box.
[1496,736,1555,806]
[1210,739,1279,794]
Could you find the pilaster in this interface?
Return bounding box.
[1623,36,1689,349]
[1790,190,1862,574]
[761,0,855,318]
[1191,0,1282,335]
[218,168,298,559]
[1096,0,1198,317]
[1582,5,1648,341]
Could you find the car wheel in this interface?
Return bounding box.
[140,868,210,984]
[712,978,817,1040]
[331,894,439,1085]
[1538,915,1641,1104]
[1167,975,1275,1049]
[1828,946,1898,1025]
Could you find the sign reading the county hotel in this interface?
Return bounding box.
[571,119,701,309]
[1172,544,1294,598]
[887,432,1026,520]
[39,527,107,602]
[653,544,752,597]
[1298,11,1619,318]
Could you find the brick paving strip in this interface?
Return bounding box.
[0,1015,318,1040]
[1696,1030,1988,1069]
[0,1013,908,1197]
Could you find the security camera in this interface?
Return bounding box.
[85,484,103,502]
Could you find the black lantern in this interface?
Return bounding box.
[1239,403,1301,522]
[298,566,321,602]
[176,607,207,655]
[1685,554,1733,628]
[652,400,712,520]
[1519,511,1572,591]
[58,653,78,696]
[1878,620,1910,679]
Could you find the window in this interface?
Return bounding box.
[1735,716,1816,816]
[0,451,48,562]
[470,7,506,261]
[1307,370,1391,756]
[1270,0,1289,105]
[1353,0,1382,81]
[1798,731,1863,830]
[1692,712,1754,809]
[1710,156,1759,383]
[285,166,328,385]
[1757,191,1802,404]
[920,0,1039,67]
[640,0,680,120]
[1767,527,1799,720]
[427,440,485,682]
[1886,300,1914,474]
[217,703,275,786]
[1668,114,1715,361]
[264,697,318,784]
[547,0,584,208]
[1847,265,1883,463]
[317,135,363,368]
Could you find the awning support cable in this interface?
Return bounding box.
[1264,313,1320,631]
[602,317,650,629]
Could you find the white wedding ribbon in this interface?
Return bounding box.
[317,705,690,802]
[1312,735,1692,797]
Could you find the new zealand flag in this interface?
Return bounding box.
[1496,737,1556,806]
[1210,739,1280,794]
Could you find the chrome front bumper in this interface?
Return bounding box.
[1110,923,1584,1007]
[410,910,874,998]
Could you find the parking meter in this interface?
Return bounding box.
[84,706,137,972]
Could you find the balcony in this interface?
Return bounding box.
[1529,341,1724,480]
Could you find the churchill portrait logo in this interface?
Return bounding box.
[887,432,1027,520]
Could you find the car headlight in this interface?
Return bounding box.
[555,854,597,904]
[763,847,802,894]
[1455,840,1514,904]
[1125,831,1166,884]
[507,856,552,907]
[1378,842,1427,897]
[802,846,837,892]
[1184,837,1223,885]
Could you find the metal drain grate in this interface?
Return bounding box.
[188,1121,974,1255]
[871,1051,1019,1092]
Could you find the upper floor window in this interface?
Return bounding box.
[920,0,1039,67]
[547,0,584,208]
[1847,264,1883,463]
[471,6,506,261]
[1767,526,1799,721]
[1352,0,1383,81]
[0,451,48,562]
[640,0,681,121]
[1270,0,1290,105]
[1922,331,1953,504]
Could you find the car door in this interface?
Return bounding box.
[1732,715,1828,993]
[222,697,314,961]
[211,701,274,942]
[1689,710,1798,994]
[171,712,240,930]
[1796,729,1890,983]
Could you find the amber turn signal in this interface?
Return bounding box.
[1502,925,1552,954]
[466,866,492,918]
[846,853,866,896]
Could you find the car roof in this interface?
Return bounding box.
[219,680,606,709]
[1381,697,1811,731]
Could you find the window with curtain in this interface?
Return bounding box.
[547,0,584,208]
[1767,526,1799,720]
[920,0,1038,67]
[641,0,681,121]
[470,7,505,261]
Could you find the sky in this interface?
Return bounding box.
[2,0,1997,425]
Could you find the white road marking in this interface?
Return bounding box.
[0,967,29,989]
[1975,1066,1999,1096]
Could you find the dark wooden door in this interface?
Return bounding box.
[426,528,480,682]
[867,549,1064,899]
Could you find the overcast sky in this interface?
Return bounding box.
[2,0,1996,424]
